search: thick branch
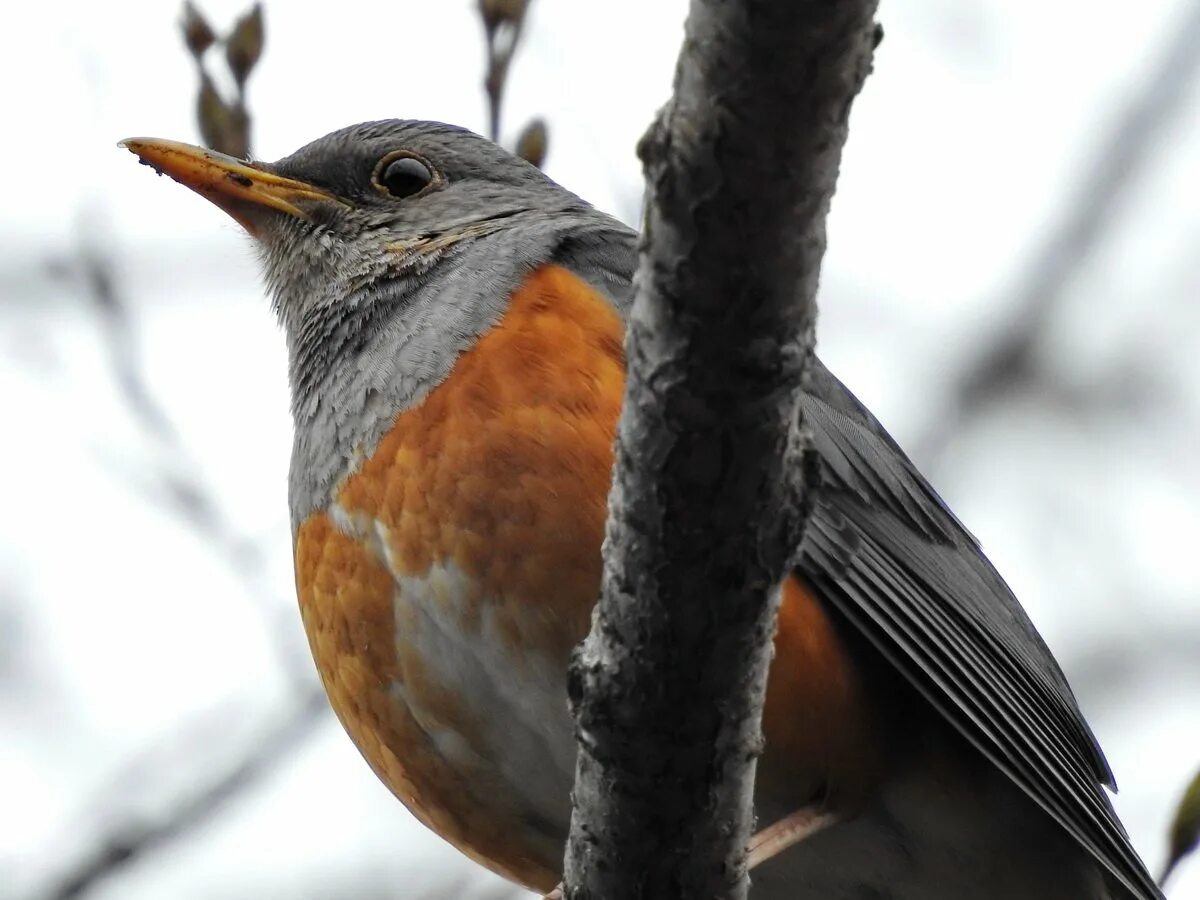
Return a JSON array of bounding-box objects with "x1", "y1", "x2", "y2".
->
[{"x1": 562, "y1": 3, "x2": 878, "y2": 899}]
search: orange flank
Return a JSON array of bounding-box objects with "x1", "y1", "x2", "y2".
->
[
  {"x1": 760, "y1": 577, "x2": 882, "y2": 809},
  {"x1": 296, "y1": 510, "x2": 562, "y2": 888},
  {"x1": 294, "y1": 264, "x2": 878, "y2": 891}
]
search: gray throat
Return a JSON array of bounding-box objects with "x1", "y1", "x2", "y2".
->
[{"x1": 281, "y1": 210, "x2": 638, "y2": 532}]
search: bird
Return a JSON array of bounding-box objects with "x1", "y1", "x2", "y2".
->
[{"x1": 121, "y1": 120, "x2": 1162, "y2": 900}]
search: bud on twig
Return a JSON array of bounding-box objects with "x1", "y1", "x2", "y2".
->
[
  {"x1": 225, "y1": 3, "x2": 264, "y2": 90},
  {"x1": 477, "y1": 0, "x2": 532, "y2": 142},
  {"x1": 181, "y1": 1, "x2": 216, "y2": 60},
  {"x1": 515, "y1": 118, "x2": 548, "y2": 169},
  {"x1": 197, "y1": 73, "x2": 231, "y2": 153},
  {"x1": 196, "y1": 72, "x2": 250, "y2": 159},
  {"x1": 180, "y1": 2, "x2": 261, "y2": 157},
  {"x1": 478, "y1": 0, "x2": 528, "y2": 35}
]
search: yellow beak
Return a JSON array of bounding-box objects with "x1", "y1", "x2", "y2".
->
[{"x1": 119, "y1": 138, "x2": 344, "y2": 235}]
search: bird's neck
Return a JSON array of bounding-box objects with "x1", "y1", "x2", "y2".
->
[
  {"x1": 273, "y1": 208, "x2": 637, "y2": 532},
  {"x1": 280, "y1": 241, "x2": 527, "y2": 534}
]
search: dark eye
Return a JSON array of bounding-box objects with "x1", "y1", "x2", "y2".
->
[{"x1": 375, "y1": 155, "x2": 434, "y2": 198}]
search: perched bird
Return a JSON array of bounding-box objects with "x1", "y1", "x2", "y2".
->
[{"x1": 122, "y1": 121, "x2": 1162, "y2": 900}]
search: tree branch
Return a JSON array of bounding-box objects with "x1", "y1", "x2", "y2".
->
[{"x1": 562, "y1": 3, "x2": 879, "y2": 898}]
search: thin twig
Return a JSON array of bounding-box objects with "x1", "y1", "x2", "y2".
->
[
  {"x1": 80, "y1": 246, "x2": 176, "y2": 441},
  {"x1": 75, "y1": 241, "x2": 311, "y2": 688},
  {"x1": 33, "y1": 223, "x2": 319, "y2": 900},
  {"x1": 915, "y1": 0, "x2": 1200, "y2": 466},
  {"x1": 37, "y1": 690, "x2": 328, "y2": 900},
  {"x1": 478, "y1": 0, "x2": 531, "y2": 142}
]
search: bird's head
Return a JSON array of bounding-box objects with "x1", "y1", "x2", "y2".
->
[
  {"x1": 122, "y1": 120, "x2": 630, "y2": 521},
  {"x1": 121, "y1": 119, "x2": 586, "y2": 332}
]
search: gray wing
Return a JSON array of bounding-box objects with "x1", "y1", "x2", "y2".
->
[
  {"x1": 796, "y1": 359, "x2": 1161, "y2": 900},
  {"x1": 551, "y1": 226, "x2": 1159, "y2": 900}
]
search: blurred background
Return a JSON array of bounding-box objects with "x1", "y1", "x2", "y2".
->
[{"x1": 2, "y1": 0, "x2": 1198, "y2": 897}]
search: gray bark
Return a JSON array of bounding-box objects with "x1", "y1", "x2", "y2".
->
[{"x1": 562, "y1": 2, "x2": 880, "y2": 898}]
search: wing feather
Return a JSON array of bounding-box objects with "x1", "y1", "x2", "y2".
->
[{"x1": 797, "y1": 364, "x2": 1161, "y2": 900}]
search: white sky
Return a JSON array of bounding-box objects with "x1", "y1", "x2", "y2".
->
[{"x1": 2, "y1": 0, "x2": 1198, "y2": 898}]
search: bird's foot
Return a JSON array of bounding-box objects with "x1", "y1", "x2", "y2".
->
[
  {"x1": 542, "y1": 884, "x2": 563, "y2": 899},
  {"x1": 748, "y1": 806, "x2": 839, "y2": 870}
]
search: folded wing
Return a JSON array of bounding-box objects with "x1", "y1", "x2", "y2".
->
[{"x1": 796, "y1": 360, "x2": 1161, "y2": 900}]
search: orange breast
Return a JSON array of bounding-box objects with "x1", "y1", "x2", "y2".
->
[
  {"x1": 295, "y1": 265, "x2": 626, "y2": 890},
  {"x1": 293, "y1": 264, "x2": 880, "y2": 891}
]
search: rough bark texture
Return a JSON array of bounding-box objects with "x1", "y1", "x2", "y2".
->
[{"x1": 561, "y1": 2, "x2": 879, "y2": 898}]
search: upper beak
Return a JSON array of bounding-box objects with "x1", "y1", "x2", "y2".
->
[{"x1": 119, "y1": 137, "x2": 344, "y2": 236}]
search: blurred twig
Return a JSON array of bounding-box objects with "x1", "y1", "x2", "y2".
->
[
  {"x1": 915, "y1": 0, "x2": 1200, "y2": 466},
  {"x1": 183, "y1": 2, "x2": 264, "y2": 158},
  {"x1": 1067, "y1": 619, "x2": 1200, "y2": 703},
  {"x1": 28, "y1": 229, "x2": 324, "y2": 900},
  {"x1": 72, "y1": 239, "x2": 310, "y2": 686},
  {"x1": 478, "y1": 0, "x2": 529, "y2": 142},
  {"x1": 80, "y1": 246, "x2": 175, "y2": 441},
  {"x1": 37, "y1": 690, "x2": 328, "y2": 900},
  {"x1": 477, "y1": 0, "x2": 550, "y2": 167}
]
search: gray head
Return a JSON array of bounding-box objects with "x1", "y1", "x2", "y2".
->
[
  {"x1": 128, "y1": 120, "x2": 588, "y2": 332},
  {"x1": 263, "y1": 121, "x2": 595, "y2": 325},
  {"x1": 122, "y1": 119, "x2": 634, "y2": 524}
]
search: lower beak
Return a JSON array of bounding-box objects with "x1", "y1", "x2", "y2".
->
[{"x1": 119, "y1": 138, "x2": 343, "y2": 236}]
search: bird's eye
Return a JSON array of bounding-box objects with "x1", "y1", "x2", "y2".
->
[{"x1": 374, "y1": 154, "x2": 434, "y2": 198}]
